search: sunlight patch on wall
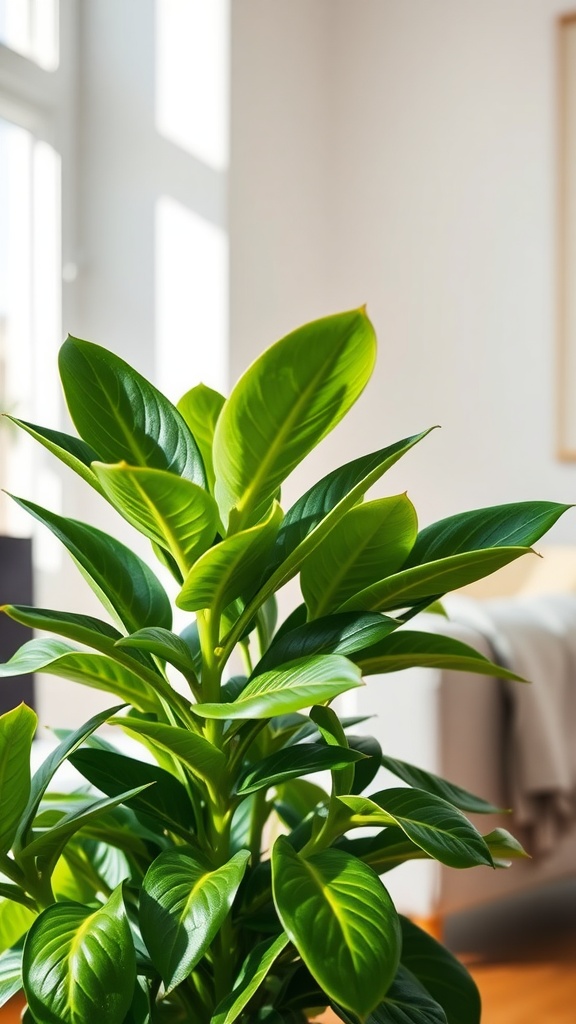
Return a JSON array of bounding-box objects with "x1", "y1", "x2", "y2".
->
[
  {"x1": 155, "y1": 195, "x2": 228, "y2": 403},
  {"x1": 155, "y1": 0, "x2": 229, "y2": 171},
  {"x1": 0, "y1": 0, "x2": 59, "y2": 70},
  {"x1": 0, "y1": 120, "x2": 61, "y2": 547}
]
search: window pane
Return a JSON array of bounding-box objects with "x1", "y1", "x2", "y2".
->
[
  {"x1": 0, "y1": 0, "x2": 59, "y2": 70},
  {"x1": 0, "y1": 118, "x2": 61, "y2": 538}
]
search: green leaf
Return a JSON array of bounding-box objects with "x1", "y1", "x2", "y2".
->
[
  {"x1": 23, "y1": 884, "x2": 136, "y2": 1024},
  {"x1": 380, "y1": 755, "x2": 502, "y2": 814},
  {"x1": 254, "y1": 612, "x2": 399, "y2": 676},
  {"x1": 194, "y1": 655, "x2": 363, "y2": 720},
  {"x1": 336, "y1": 830, "x2": 428, "y2": 874},
  {"x1": 211, "y1": 932, "x2": 289, "y2": 1024},
  {"x1": 236, "y1": 743, "x2": 365, "y2": 797},
  {"x1": 4, "y1": 416, "x2": 102, "y2": 493},
  {"x1": 338, "y1": 547, "x2": 531, "y2": 614},
  {"x1": 353, "y1": 629, "x2": 524, "y2": 681},
  {"x1": 338, "y1": 789, "x2": 494, "y2": 869},
  {"x1": 483, "y1": 828, "x2": 529, "y2": 866},
  {"x1": 20, "y1": 786, "x2": 151, "y2": 877},
  {"x1": 140, "y1": 849, "x2": 249, "y2": 992},
  {"x1": 15, "y1": 704, "x2": 125, "y2": 851},
  {"x1": 69, "y1": 748, "x2": 196, "y2": 836},
  {"x1": 3, "y1": 604, "x2": 123, "y2": 649},
  {"x1": 115, "y1": 627, "x2": 199, "y2": 681},
  {"x1": 274, "y1": 779, "x2": 328, "y2": 829},
  {"x1": 0, "y1": 902, "x2": 36, "y2": 956},
  {"x1": 111, "y1": 718, "x2": 227, "y2": 789},
  {"x1": 0, "y1": 705, "x2": 37, "y2": 855},
  {"x1": 93, "y1": 463, "x2": 218, "y2": 576},
  {"x1": 1, "y1": 605, "x2": 161, "y2": 686},
  {"x1": 8, "y1": 496, "x2": 172, "y2": 632},
  {"x1": 273, "y1": 430, "x2": 434, "y2": 567},
  {"x1": 0, "y1": 640, "x2": 161, "y2": 715},
  {"x1": 177, "y1": 502, "x2": 283, "y2": 614},
  {"x1": 348, "y1": 734, "x2": 383, "y2": 796},
  {"x1": 404, "y1": 501, "x2": 572, "y2": 567},
  {"x1": 308, "y1": 705, "x2": 355, "y2": 795},
  {"x1": 301, "y1": 495, "x2": 418, "y2": 618},
  {"x1": 213, "y1": 309, "x2": 376, "y2": 529},
  {"x1": 335, "y1": 965, "x2": 448, "y2": 1023},
  {"x1": 0, "y1": 943, "x2": 24, "y2": 1008},
  {"x1": 399, "y1": 916, "x2": 480, "y2": 1024},
  {"x1": 59, "y1": 335, "x2": 206, "y2": 486},
  {"x1": 272, "y1": 837, "x2": 401, "y2": 1018},
  {"x1": 177, "y1": 383, "x2": 225, "y2": 494},
  {"x1": 219, "y1": 433, "x2": 435, "y2": 658}
]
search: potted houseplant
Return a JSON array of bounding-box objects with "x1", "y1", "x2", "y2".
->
[{"x1": 0, "y1": 308, "x2": 569, "y2": 1023}]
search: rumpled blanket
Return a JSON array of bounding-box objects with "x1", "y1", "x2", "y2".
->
[{"x1": 444, "y1": 593, "x2": 576, "y2": 856}]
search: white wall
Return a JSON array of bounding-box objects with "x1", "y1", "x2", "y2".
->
[{"x1": 230, "y1": 0, "x2": 576, "y2": 541}]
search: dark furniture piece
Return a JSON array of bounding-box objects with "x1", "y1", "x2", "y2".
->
[{"x1": 0, "y1": 536, "x2": 34, "y2": 712}]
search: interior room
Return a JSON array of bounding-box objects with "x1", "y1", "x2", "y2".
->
[{"x1": 1, "y1": 2, "x2": 576, "y2": 1022}]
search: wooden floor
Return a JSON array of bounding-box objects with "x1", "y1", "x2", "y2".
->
[
  {"x1": 2, "y1": 882, "x2": 574, "y2": 1022},
  {"x1": 448, "y1": 879, "x2": 576, "y2": 1024}
]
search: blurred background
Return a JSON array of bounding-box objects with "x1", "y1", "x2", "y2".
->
[
  {"x1": 3, "y1": 0, "x2": 576, "y2": 724},
  {"x1": 1, "y1": 4, "x2": 576, "y2": 1016}
]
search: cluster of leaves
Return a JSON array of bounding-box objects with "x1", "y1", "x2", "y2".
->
[{"x1": 0, "y1": 309, "x2": 569, "y2": 1023}]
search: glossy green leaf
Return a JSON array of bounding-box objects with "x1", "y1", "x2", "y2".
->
[
  {"x1": 20, "y1": 786, "x2": 150, "y2": 877},
  {"x1": 336, "y1": 830, "x2": 428, "y2": 874},
  {"x1": 404, "y1": 501, "x2": 571, "y2": 567},
  {"x1": 111, "y1": 718, "x2": 227, "y2": 788},
  {"x1": 254, "y1": 612, "x2": 399, "y2": 676},
  {"x1": 0, "y1": 705, "x2": 37, "y2": 855},
  {"x1": 194, "y1": 655, "x2": 363, "y2": 720},
  {"x1": 353, "y1": 629, "x2": 524, "y2": 681},
  {"x1": 177, "y1": 383, "x2": 225, "y2": 494},
  {"x1": 69, "y1": 748, "x2": 196, "y2": 835},
  {"x1": 15, "y1": 704, "x2": 124, "y2": 851},
  {"x1": 23, "y1": 884, "x2": 136, "y2": 1024},
  {"x1": 348, "y1": 734, "x2": 383, "y2": 796},
  {"x1": 483, "y1": 828, "x2": 529, "y2": 867},
  {"x1": 0, "y1": 944, "x2": 24, "y2": 1008},
  {"x1": 338, "y1": 546, "x2": 531, "y2": 614},
  {"x1": 308, "y1": 705, "x2": 355, "y2": 795},
  {"x1": 274, "y1": 779, "x2": 329, "y2": 829},
  {"x1": 5, "y1": 416, "x2": 102, "y2": 493},
  {"x1": 8, "y1": 496, "x2": 172, "y2": 632},
  {"x1": 301, "y1": 495, "x2": 418, "y2": 618},
  {"x1": 380, "y1": 756, "x2": 501, "y2": 814},
  {"x1": 211, "y1": 932, "x2": 289, "y2": 1024},
  {"x1": 59, "y1": 335, "x2": 206, "y2": 485},
  {"x1": 273, "y1": 430, "x2": 434, "y2": 567},
  {"x1": 236, "y1": 743, "x2": 365, "y2": 796},
  {"x1": 220, "y1": 432, "x2": 434, "y2": 658},
  {"x1": 272, "y1": 837, "x2": 401, "y2": 1018},
  {"x1": 339, "y1": 790, "x2": 493, "y2": 869},
  {"x1": 399, "y1": 916, "x2": 480, "y2": 1024},
  {"x1": 93, "y1": 463, "x2": 218, "y2": 576},
  {"x1": 140, "y1": 849, "x2": 249, "y2": 991},
  {"x1": 335, "y1": 965, "x2": 448, "y2": 1023},
  {"x1": 115, "y1": 627, "x2": 199, "y2": 680},
  {"x1": 0, "y1": 902, "x2": 35, "y2": 957},
  {"x1": 213, "y1": 309, "x2": 376, "y2": 529},
  {"x1": 0, "y1": 640, "x2": 160, "y2": 715},
  {"x1": 3, "y1": 604, "x2": 122, "y2": 649},
  {"x1": 177, "y1": 502, "x2": 283, "y2": 613},
  {"x1": 1, "y1": 605, "x2": 159, "y2": 683}
]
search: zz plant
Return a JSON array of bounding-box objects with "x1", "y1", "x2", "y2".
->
[{"x1": 0, "y1": 309, "x2": 569, "y2": 1023}]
